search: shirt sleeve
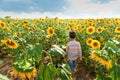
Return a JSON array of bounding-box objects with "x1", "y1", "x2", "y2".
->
[
  {"x1": 78, "y1": 43, "x2": 82, "y2": 55},
  {"x1": 66, "y1": 43, "x2": 69, "y2": 54}
]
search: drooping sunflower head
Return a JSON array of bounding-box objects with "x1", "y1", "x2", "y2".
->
[
  {"x1": 91, "y1": 40, "x2": 100, "y2": 49},
  {"x1": 86, "y1": 38, "x2": 93, "y2": 46},
  {"x1": 5, "y1": 40, "x2": 19, "y2": 49},
  {"x1": 0, "y1": 20, "x2": 6, "y2": 29},
  {"x1": 47, "y1": 27, "x2": 54, "y2": 36},
  {"x1": 115, "y1": 27, "x2": 120, "y2": 33},
  {"x1": 86, "y1": 27, "x2": 95, "y2": 34}
]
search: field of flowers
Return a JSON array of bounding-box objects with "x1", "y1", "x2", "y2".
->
[{"x1": 0, "y1": 16, "x2": 120, "y2": 80}]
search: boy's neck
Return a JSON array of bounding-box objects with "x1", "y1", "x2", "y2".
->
[{"x1": 71, "y1": 38, "x2": 76, "y2": 41}]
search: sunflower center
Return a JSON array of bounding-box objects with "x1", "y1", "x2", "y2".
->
[
  {"x1": 98, "y1": 28, "x2": 102, "y2": 32},
  {"x1": 67, "y1": 28, "x2": 70, "y2": 30},
  {"x1": 1, "y1": 23, "x2": 5, "y2": 27},
  {"x1": 93, "y1": 42, "x2": 98, "y2": 47},
  {"x1": 49, "y1": 29, "x2": 53, "y2": 34},
  {"x1": 81, "y1": 26, "x2": 84, "y2": 28},
  {"x1": 88, "y1": 28, "x2": 93, "y2": 32},
  {"x1": 88, "y1": 40, "x2": 92, "y2": 44},
  {"x1": 6, "y1": 41, "x2": 15, "y2": 46},
  {"x1": 117, "y1": 28, "x2": 120, "y2": 31}
]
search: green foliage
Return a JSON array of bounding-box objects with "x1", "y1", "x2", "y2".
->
[
  {"x1": 13, "y1": 58, "x2": 35, "y2": 72},
  {"x1": 48, "y1": 45, "x2": 66, "y2": 57},
  {"x1": 36, "y1": 64, "x2": 57, "y2": 80},
  {"x1": 95, "y1": 39, "x2": 120, "y2": 80},
  {"x1": 27, "y1": 43, "x2": 43, "y2": 64}
]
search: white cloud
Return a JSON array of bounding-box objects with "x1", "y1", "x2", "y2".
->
[
  {"x1": 65, "y1": 0, "x2": 120, "y2": 18},
  {"x1": 1, "y1": 0, "x2": 120, "y2": 19},
  {"x1": 0, "y1": 11, "x2": 72, "y2": 19}
]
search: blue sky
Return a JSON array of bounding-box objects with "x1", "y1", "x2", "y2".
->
[{"x1": 0, "y1": 0, "x2": 120, "y2": 18}]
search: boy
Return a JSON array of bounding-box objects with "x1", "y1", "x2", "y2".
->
[{"x1": 66, "y1": 30, "x2": 82, "y2": 72}]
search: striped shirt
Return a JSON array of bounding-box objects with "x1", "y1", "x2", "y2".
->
[{"x1": 66, "y1": 40, "x2": 82, "y2": 60}]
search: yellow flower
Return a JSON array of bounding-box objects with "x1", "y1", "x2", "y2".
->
[
  {"x1": 91, "y1": 40, "x2": 100, "y2": 49},
  {"x1": 32, "y1": 68, "x2": 37, "y2": 77},
  {"x1": 86, "y1": 38, "x2": 93, "y2": 46},
  {"x1": 5, "y1": 40, "x2": 19, "y2": 49},
  {"x1": 91, "y1": 52, "x2": 96, "y2": 60},
  {"x1": 113, "y1": 35, "x2": 119, "y2": 40},
  {"x1": 103, "y1": 26, "x2": 108, "y2": 30},
  {"x1": 13, "y1": 68, "x2": 18, "y2": 77},
  {"x1": 18, "y1": 72, "x2": 26, "y2": 79},
  {"x1": 0, "y1": 20, "x2": 6, "y2": 29},
  {"x1": 66, "y1": 26, "x2": 71, "y2": 32},
  {"x1": 72, "y1": 26, "x2": 78, "y2": 31},
  {"x1": 99, "y1": 36, "x2": 104, "y2": 41},
  {"x1": 6, "y1": 27, "x2": 12, "y2": 32},
  {"x1": 115, "y1": 27, "x2": 120, "y2": 33},
  {"x1": 86, "y1": 27, "x2": 95, "y2": 34},
  {"x1": 91, "y1": 52, "x2": 112, "y2": 69},
  {"x1": 47, "y1": 27, "x2": 54, "y2": 36},
  {"x1": 26, "y1": 72, "x2": 32, "y2": 79},
  {"x1": 77, "y1": 27, "x2": 83, "y2": 33},
  {"x1": 96, "y1": 27, "x2": 103, "y2": 33},
  {"x1": 13, "y1": 68, "x2": 37, "y2": 79},
  {"x1": 1, "y1": 40, "x2": 7, "y2": 44},
  {"x1": 106, "y1": 60, "x2": 112, "y2": 69},
  {"x1": 109, "y1": 30, "x2": 113, "y2": 34}
]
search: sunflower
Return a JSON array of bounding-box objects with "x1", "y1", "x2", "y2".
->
[
  {"x1": 0, "y1": 20, "x2": 6, "y2": 29},
  {"x1": 47, "y1": 27, "x2": 54, "y2": 36},
  {"x1": 91, "y1": 52, "x2": 112, "y2": 69},
  {"x1": 96, "y1": 27, "x2": 103, "y2": 33},
  {"x1": 1, "y1": 40, "x2": 7, "y2": 44},
  {"x1": 109, "y1": 30, "x2": 113, "y2": 34},
  {"x1": 66, "y1": 26, "x2": 71, "y2": 32},
  {"x1": 86, "y1": 38, "x2": 93, "y2": 46},
  {"x1": 99, "y1": 36, "x2": 104, "y2": 41},
  {"x1": 13, "y1": 68, "x2": 37, "y2": 80},
  {"x1": 91, "y1": 40, "x2": 100, "y2": 49},
  {"x1": 72, "y1": 26, "x2": 78, "y2": 31},
  {"x1": 103, "y1": 26, "x2": 108, "y2": 30},
  {"x1": 5, "y1": 40, "x2": 19, "y2": 49},
  {"x1": 6, "y1": 27, "x2": 12, "y2": 32},
  {"x1": 115, "y1": 27, "x2": 120, "y2": 33},
  {"x1": 105, "y1": 60, "x2": 112, "y2": 69},
  {"x1": 113, "y1": 35, "x2": 119, "y2": 40},
  {"x1": 77, "y1": 27, "x2": 83, "y2": 33},
  {"x1": 81, "y1": 25, "x2": 85, "y2": 29},
  {"x1": 86, "y1": 27, "x2": 95, "y2": 34}
]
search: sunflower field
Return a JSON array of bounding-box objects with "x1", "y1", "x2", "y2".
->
[{"x1": 0, "y1": 16, "x2": 120, "y2": 80}]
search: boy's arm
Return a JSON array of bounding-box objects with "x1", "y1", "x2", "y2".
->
[
  {"x1": 66, "y1": 44, "x2": 69, "y2": 54},
  {"x1": 78, "y1": 43, "x2": 82, "y2": 60}
]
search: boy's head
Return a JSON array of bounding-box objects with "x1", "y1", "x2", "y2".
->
[{"x1": 69, "y1": 30, "x2": 76, "y2": 39}]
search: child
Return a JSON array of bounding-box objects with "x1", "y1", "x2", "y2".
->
[{"x1": 66, "y1": 30, "x2": 82, "y2": 72}]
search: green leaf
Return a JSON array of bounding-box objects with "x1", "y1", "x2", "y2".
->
[
  {"x1": 0, "y1": 74, "x2": 9, "y2": 80},
  {"x1": 106, "y1": 40, "x2": 120, "y2": 54},
  {"x1": 49, "y1": 45, "x2": 66, "y2": 57}
]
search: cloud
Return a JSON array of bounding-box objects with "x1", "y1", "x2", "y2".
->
[
  {"x1": 0, "y1": 0, "x2": 120, "y2": 19},
  {"x1": 65, "y1": 0, "x2": 120, "y2": 18},
  {"x1": 0, "y1": 0, "x2": 66, "y2": 12},
  {"x1": 0, "y1": 11, "x2": 72, "y2": 19}
]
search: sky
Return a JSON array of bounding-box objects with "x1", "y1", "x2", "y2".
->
[{"x1": 0, "y1": 0, "x2": 120, "y2": 19}]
